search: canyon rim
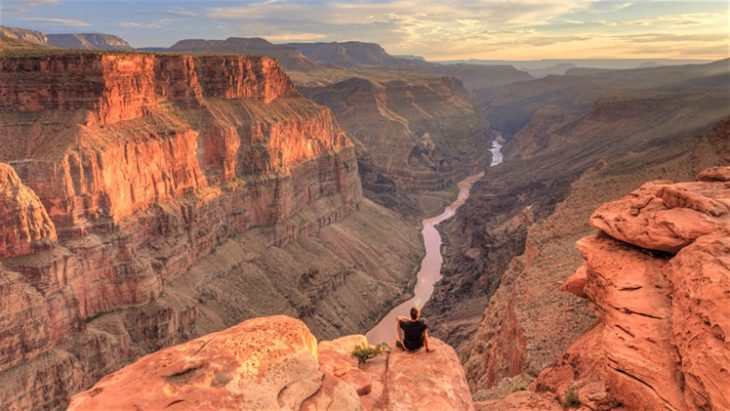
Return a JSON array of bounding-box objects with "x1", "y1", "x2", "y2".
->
[{"x1": 1, "y1": 1, "x2": 729, "y2": 410}]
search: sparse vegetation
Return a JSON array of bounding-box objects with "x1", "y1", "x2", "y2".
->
[
  {"x1": 562, "y1": 386, "x2": 581, "y2": 409},
  {"x1": 351, "y1": 342, "x2": 389, "y2": 365},
  {"x1": 509, "y1": 380, "x2": 528, "y2": 393}
]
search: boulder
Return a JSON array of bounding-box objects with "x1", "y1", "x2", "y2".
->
[
  {"x1": 538, "y1": 167, "x2": 730, "y2": 411},
  {"x1": 386, "y1": 338, "x2": 475, "y2": 411},
  {"x1": 68, "y1": 316, "x2": 322, "y2": 410}
]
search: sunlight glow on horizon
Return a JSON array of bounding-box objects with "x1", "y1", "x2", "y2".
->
[{"x1": 1, "y1": 0, "x2": 728, "y2": 60}]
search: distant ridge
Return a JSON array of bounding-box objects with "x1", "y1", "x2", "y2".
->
[
  {"x1": 46, "y1": 33, "x2": 133, "y2": 51},
  {"x1": 0, "y1": 25, "x2": 132, "y2": 51},
  {"x1": 286, "y1": 41, "x2": 533, "y2": 89},
  {"x1": 167, "y1": 37, "x2": 320, "y2": 71}
]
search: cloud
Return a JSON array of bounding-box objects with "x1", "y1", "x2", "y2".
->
[
  {"x1": 166, "y1": 7, "x2": 197, "y2": 17},
  {"x1": 22, "y1": 17, "x2": 89, "y2": 27},
  {"x1": 6, "y1": 0, "x2": 58, "y2": 5},
  {"x1": 263, "y1": 32, "x2": 328, "y2": 42},
  {"x1": 0, "y1": 6, "x2": 26, "y2": 13},
  {"x1": 614, "y1": 32, "x2": 729, "y2": 43},
  {"x1": 119, "y1": 18, "x2": 176, "y2": 29},
  {"x1": 628, "y1": 12, "x2": 724, "y2": 27}
]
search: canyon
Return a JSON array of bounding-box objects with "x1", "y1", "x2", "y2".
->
[
  {"x1": 426, "y1": 59, "x2": 730, "y2": 403},
  {"x1": 0, "y1": 51, "x2": 425, "y2": 410},
  {"x1": 2, "y1": 25, "x2": 729, "y2": 410}
]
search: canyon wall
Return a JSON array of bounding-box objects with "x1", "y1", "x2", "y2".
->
[
  {"x1": 425, "y1": 60, "x2": 729, "y2": 395},
  {"x1": 301, "y1": 74, "x2": 490, "y2": 214},
  {"x1": 0, "y1": 52, "x2": 423, "y2": 410},
  {"x1": 533, "y1": 165, "x2": 730, "y2": 410},
  {"x1": 68, "y1": 315, "x2": 475, "y2": 411}
]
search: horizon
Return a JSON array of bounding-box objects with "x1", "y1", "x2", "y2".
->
[{"x1": 1, "y1": 0, "x2": 728, "y2": 61}]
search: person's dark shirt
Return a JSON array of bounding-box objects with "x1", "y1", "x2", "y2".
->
[{"x1": 399, "y1": 318, "x2": 428, "y2": 350}]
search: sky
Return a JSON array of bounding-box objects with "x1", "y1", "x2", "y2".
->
[{"x1": 1, "y1": 0, "x2": 728, "y2": 60}]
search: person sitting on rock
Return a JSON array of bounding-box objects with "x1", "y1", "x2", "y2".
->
[{"x1": 395, "y1": 306, "x2": 433, "y2": 352}]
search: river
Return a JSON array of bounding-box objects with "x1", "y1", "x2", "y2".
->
[{"x1": 366, "y1": 138, "x2": 504, "y2": 344}]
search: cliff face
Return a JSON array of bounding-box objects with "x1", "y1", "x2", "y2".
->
[
  {"x1": 456, "y1": 116, "x2": 729, "y2": 399},
  {"x1": 168, "y1": 38, "x2": 321, "y2": 72},
  {"x1": 68, "y1": 316, "x2": 475, "y2": 411},
  {"x1": 426, "y1": 59, "x2": 729, "y2": 392},
  {"x1": 0, "y1": 52, "x2": 422, "y2": 410},
  {"x1": 0, "y1": 164, "x2": 57, "y2": 259},
  {"x1": 301, "y1": 75, "x2": 490, "y2": 214},
  {"x1": 535, "y1": 166, "x2": 730, "y2": 411}
]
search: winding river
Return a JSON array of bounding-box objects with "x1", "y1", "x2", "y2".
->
[{"x1": 366, "y1": 138, "x2": 504, "y2": 344}]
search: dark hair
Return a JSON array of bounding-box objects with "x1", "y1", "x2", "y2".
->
[{"x1": 410, "y1": 306, "x2": 419, "y2": 320}]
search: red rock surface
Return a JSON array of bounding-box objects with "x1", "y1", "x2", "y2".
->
[
  {"x1": 0, "y1": 163, "x2": 56, "y2": 258},
  {"x1": 536, "y1": 167, "x2": 730, "y2": 411},
  {"x1": 385, "y1": 338, "x2": 475, "y2": 411},
  {"x1": 474, "y1": 391, "x2": 563, "y2": 411},
  {"x1": 69, "y1": 316, "x2": 475, "y2": 410},
  {"x1": 68, "y1": 316, "x2": 322, "y2": 410},
  {"x1": 0, "y1": 52, "x2": 364, "y2": 409}
]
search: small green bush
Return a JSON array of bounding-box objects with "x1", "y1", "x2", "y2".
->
[
  {"x1": 351, "y1": 342, "x2": 389, "y2": 365},
  {"x1": 562, "y1": 385, "x2": 581, "y2": 408},
  {"x1": 509, "y1": 380, "x2": 528, "y2": 393}
]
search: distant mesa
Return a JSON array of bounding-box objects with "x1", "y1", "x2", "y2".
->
[
  {"x1": 0, "y1": 25, "x2": 49, "y2": 49},
  {"x1": 46, "y1": 33, "x2": 133, "y2": 51},
  {"x1": 0, "y1": 25, "x2": 131, "y2": 51},
  {"x1": 167, "y1": 37, "x2": 321, "y2": 71}
]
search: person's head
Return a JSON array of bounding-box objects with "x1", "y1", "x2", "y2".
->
[{"x1": 410, "y1": 306, "x2": 420, "y2": 320}]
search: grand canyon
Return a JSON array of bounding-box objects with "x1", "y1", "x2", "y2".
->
[{"x1": 0, "y1": 1, "x2": 728, "y2": 409}]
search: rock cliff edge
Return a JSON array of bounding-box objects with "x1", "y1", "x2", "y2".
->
[{"x1": 69, "y1": 315, "x2": 474, "y2": 411}]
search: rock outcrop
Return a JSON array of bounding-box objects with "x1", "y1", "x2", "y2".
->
[
  {"x1": 0, "y1": 163, "x2": 57, "y2": 259},
  {"x1": 69, "y1": 316, "x2": 475, "y2": 411},
  {"x1": 0, "y1": 52, "x2": 424, "y2": 410},
  {"x1": 535, "y1": 167, "x2": 730, "y2": 410},
  {"x1": 455, "y1": 116, "x2": 729, "y2": 400},
  {"x1": 425, "y1": 61, "x2": 729, "y2": 385}
]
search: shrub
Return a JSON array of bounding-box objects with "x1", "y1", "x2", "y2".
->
[
  {"x1": 509, "y1": 380, "x2": 528, "y2": 393},
  {"x1": 351, "y1": 342, "x2": 389, "y2": 365},
  {"x1": 562, "y1": 386, "x2": 581, "y2": 408}
]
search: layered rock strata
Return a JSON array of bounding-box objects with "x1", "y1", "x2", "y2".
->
[
  {"x1": 69, "y1": 315, "x2": 475, "y2": 411},
  {"x1": 457, "y1": 116, "x2": 729, "y2": 399},
  {"x1": 0, "y1": 52, "x2": 421, "y2": 409},
  {"x1": 301, "y1": 75, "x2": 490, "y2": 214},
  {"x1": 535, "y1": 166, "x2": 730, "y2": 410},
  {"x1": 426, "y1": 62, "x2": 729, "y2": 384}
]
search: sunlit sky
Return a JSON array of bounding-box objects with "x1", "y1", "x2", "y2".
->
[{"x1": 1, "y1": 0, "x2": 728, "y2": 60}]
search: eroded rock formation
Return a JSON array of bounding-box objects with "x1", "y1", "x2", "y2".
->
[
  {"x1": 536, "y1": 167, "x2": 730, "y2": 410},
  {"x1": 0, "y1": 52, "x2": 424, "y2": 410},
  {"x1": 301, "y1": 75, "x2": 489, "y2": 214},
  {"x1": 426, "y1": 62, "x2": 729, "y2": 388},
  {"x1": 0, "y1": 163, "x2": 57, "y2": 259},
  {"x1": 69, "y1": 315, "x2": 475, "y2": 410}
]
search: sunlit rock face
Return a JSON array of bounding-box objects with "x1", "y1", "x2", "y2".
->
[
  {"x1": 0, "y1": 52, "x2": 364, "y2": 410},
  {"x1": 69, "y1": 316, "x2": 475, "y2": 411},
  {"x1": 0, "y1": 163, "x2": 57, "y2": 259},
  {"x1": 536, "y1": 166, "x2": 730, "y2": 411}
]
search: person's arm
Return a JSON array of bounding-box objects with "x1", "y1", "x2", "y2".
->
[
  {"x1": 396, "y1": 317, "x2": 406, "y2": 341},
  {"x1": 424, "y1": 330, "x2": 433, "y2": 352}
]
